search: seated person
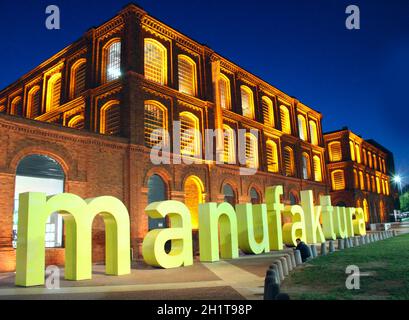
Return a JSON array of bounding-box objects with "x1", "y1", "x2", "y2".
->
[{"x1": 295, "y1": 238, "x2": 311, "y2": 262}]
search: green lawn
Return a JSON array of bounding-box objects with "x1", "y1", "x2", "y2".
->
[{"x1": 281, "y1": 233, "x2": 409, "y2": 300}]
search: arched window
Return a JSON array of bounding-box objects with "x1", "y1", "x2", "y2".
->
[
  {"x1": 245, "y1": 133, "x2": 259, "y2": 169},
  {"x1": 385, "y1": 180, "x2": 390, "y2": 195},
  {"x1": 297, "y1": 115, "x2": 307, "y2": 141},
  {"x1": 148, "y1": 174, "x2": 168, "y2": 230},
  {"x1": 349, "y1": 141, "x2": 355, "y2": 161},
  {"x1": 11, "y1": 96, "x2": 23, "y2": 116},
  {"x1": 302, "y1": 153, "x2": 311, "y2": 180},
  {"x1": 313, "y1": 155, "x2": 322, "y2": 182},
  {"x1": 27, "y1": 86, "x2": 41, "y2": 118},
  {"x1": 266, "y1": 140, "x2": 279, "y2": 173},
  {"x1": 280, "y1": 105, "x2": 291, "y2": 134},
  {"x1": 13, "y1": 154, "x2": 65, "y2": 248},
  {"x1": 366, "y1": 174, "x2": 371, "y2": 192},
  {"x1": 368, "y1": 151, "x2": 373, "y2": 168},
  {"x1": 289, "y1": 192, "x2": 298, "y2": 205},
  {"x1": 371, "y1": 175, "x2": 376, "y2": 192},
  {"x1": 46, "y1": 73, "x2": 62, "y2": 112},
  {"x1": 331, "y1": 170, "x2": 345, "y2": 191},
  {"x1": 180, "y1": 112, "x2": 200, "y2": 158},
  {"x1": 70, "y1": 59, "x2": 87, "y2": 99},
  {"x1": 250, "y1": 188, "x2": 261, "y2": 204},
  {"x1": 262, "y1": 96, "x2": 274, "y2": 127},
  {"x1": 178, "y1": 55, "x2": 197, "y2": 96},
  {"x1": 0, "y1": 103, "x2": 5, "y2": 113},
  {"x1": 309, "y1": 120, "x2": 318, "y2": 145},
  {"x1": 329, "y1": 141, "x2": 342, "y2": 162},
  {"x1": 68, "y1": 115, "x2": 85, "y2": 130},
  {"x1": 382, "y1": 159, "x2": 386, "y2": 173},
  {"x1": 104, "y1": 40, "x2": 121, "y2": 83},
  {"x1": 184, "y1": 176, "x2": 204, "y2": 230},
  {"x1": 144, "y1": 38, "x2": 167, "y2": 85},
  {"x1": 353, "y1": 169, "x2": 359, "y2": 188},
  {"x1": 223, "y1": 184, "x2": 236, "y2": 206},
  {"x1": 376, "y1": 177, "x2": 381, "y2": 194},
  {"x1": 359, "y1": 171, "x2": 365, "y2": 190},
  {"x1": 144, "y1": 101, "x2": 167, "y2": 148},
  {"x1": 219, "y1": 74, "x2": 231, "y2": 110},
  {"x1": 223, "y1": 125, "x2": 236, "y2": 164},
  {"x1": 283, "y1": 146, "x2": 295, "y2": 177},
  {"x1": 240, "y1": 86, "x2": 255, "y2": 119},
  {"x1": 363, "y1": 148, "x2": 367, "y2": 165},
  {"x1": 355, "y1": 144, "x2": 361, "y2": 164},
  {"x1": 373, "y1": 154, "x2": 377, "y2": 170},
  {"x1": 100, "y1": 101, "x2": 120, "y2": 136}
]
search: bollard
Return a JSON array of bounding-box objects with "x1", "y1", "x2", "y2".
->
[
  {"x1": 321, "y1": 243, "x2": 327, "y2": 256},
  {"x1": 265, "y1": 283, "x2": 280, "y2": 300},
  {"x1": 285, "y1": 254, "x2": 293, "y2": 272},
  {"x1": 366, "y1": 235, "x2": 371, "y2": 243},
  {"x1": 280, "y1": 257, "x2": 289, "y2": 277},
  {"x1": 379, "y1": 233, "x2": 384, "y2": 241},
  {"x1": 344, "y1": 238, "x2": 350, "y2": 249},
  {"x1": 275, "y1": 260, "x2": 285, "y2": 282},
  {"x1": 290, "y1": 252, "x2": 297, "y2": 268},
  {"x1": 269, "y1": 264, "x2": 280, "y2": 285},
  {"x1": 349, "y1": 238, "x2": 354, "y2": 248},
  {"x1": 354, "y1": 237, "x2": 360, "y2": 246},
  {"x1": 329, "y1": 240, "x2": 335, "y2": 253},
  {"x1": 310, "y1": 245, "x2": 317, "y2": 258},
  {"x1": 264, "y1": 275, "x2": 280, "y2": 300},
  {"x1": 360, "y1": 235, "x2": 365, "y2": 245},
  {"x1": 338, "y1": 238, "x2": 345, "y2": 250},
  {"x1": 294, "y1": 250, "x2": 303, "y2": 265},
  {"x1": 393, "y1": 230, "x2": 397, "y2": 237}
]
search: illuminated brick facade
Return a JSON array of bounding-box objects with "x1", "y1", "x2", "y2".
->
[
  {"x1": 324, "y1": 128, "x2": 397, "y2": 225},
  {"x1": 0, "y1": 4, "x2": 395, "y2": 272}
]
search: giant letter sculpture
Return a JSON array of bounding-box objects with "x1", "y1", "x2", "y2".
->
[
  {"x1": 236, "y1": 203, "x2": 270, "y2": 254},
  {"x1": 142, "y1": 201, "x2": 193, "y2": 268},
  {"x1": 15, "y1": 193, "x2": 131, "y2": 287},
  {"x1": 199, "y1": 202, "x2": 239, "y2": 262}
]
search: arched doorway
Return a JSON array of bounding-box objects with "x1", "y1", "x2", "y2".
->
[
  {"x1": 223, "y1": 184, "x2": 236, "y2": 206},
  {"x1": 363, "y1": 199, "x2": 370, "y2": 223},
  {"x1": 379, "y1": 200, "x2": 385, "y2": 222},
  {"x1": 336, "y1": 201, "x2": 347, "y2": 207},
  {"x1": 184, "y1": 176, "x2": 204, "y2": 230},
  {"x1": 13, "y1": 154, "x2": 65, "y2": 248},
  {"x1": 250, "y1": 187, "x2": 261, "y2": 204},
  {"x1": 289, "y1": 192, "x2": 298, "y2": 205},
  {"x1": 147, "y1": 174, "x2": 167, "y2": 230}
]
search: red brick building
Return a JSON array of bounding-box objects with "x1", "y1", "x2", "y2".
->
[
  {"x1": 0, "y1": 4, "x2": 394, "y2": 272},
  {"x1": 324, "y1": 128, "x2": 396, "y2": 225}
]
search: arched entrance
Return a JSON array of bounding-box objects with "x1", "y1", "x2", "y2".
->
[
  {"x1": 223, "y1": 184, "x2": 236, "y2": 206},
  {"x1": 13, "y1": 154, "x2": 65, "y2": 248},
  {"x1": 147, "y1": 174, "x2": 168, "y2": 230},
  {"x1": 250, "y1": 187, "x2": 261, "y2": 204},
  {"x1": 363, "y1": 199, "x2": 370, "y2": 223},
  {"x1": 184, "y1": 176, "x2": 204, "y2": 230}
]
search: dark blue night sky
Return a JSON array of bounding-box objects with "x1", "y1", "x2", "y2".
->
[{"x1": 1, "y1": 0, "x2": 408, "y2": 185}]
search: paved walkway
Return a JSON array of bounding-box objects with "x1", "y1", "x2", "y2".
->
[
  {"x1": 0, "y1": 253, "x2": 290, "y2": 300},
  {"x1": 0, "y1": 223, "x2": 407, "y2": 300}
]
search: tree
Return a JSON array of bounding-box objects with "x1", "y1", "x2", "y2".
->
[{"x1": 400, "y1": 185, "x2": 409, "y2": 212}]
